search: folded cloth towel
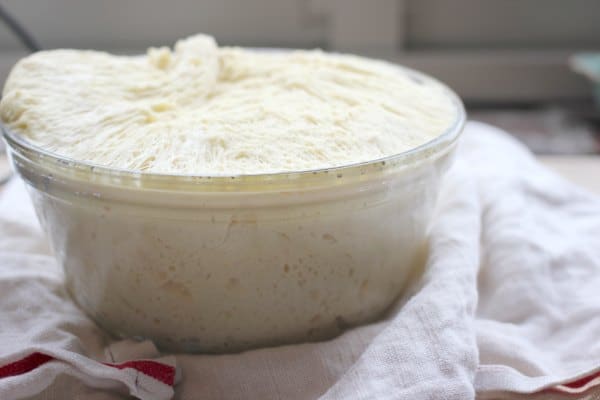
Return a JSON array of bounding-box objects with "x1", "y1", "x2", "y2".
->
[
  {"x1": 0, "y1": 178, "x2": 177, "y2": 400},
  {"x1": 0, "y1": 122, "x2": 599, "y2": 400}
]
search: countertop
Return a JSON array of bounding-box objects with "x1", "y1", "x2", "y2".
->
[{"x1": 540, "y1": 155, "x2": 600, "y2": 195}]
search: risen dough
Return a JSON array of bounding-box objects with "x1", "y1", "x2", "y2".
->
[{"x1": 0, "y1": 34, "x2": 455, "y2": 175}]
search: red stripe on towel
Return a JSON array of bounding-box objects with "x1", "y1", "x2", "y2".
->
[
  {"x1": 103, "y1": 360, "x2": 176, "y2": 386},
  {"x1": 0, "y1": 352, "x2": 53, "y2": 378},
  {"x1": 550, "y1": 371, "x2": 600, "y2": 394},
  {"x1": 562, "y1": 371, "x2": 600, "y2": 389},
  {"x1": 0, "y1": 352, "x2": 175, "y2": 386}
]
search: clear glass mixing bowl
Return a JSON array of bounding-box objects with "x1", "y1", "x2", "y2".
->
[{"x1": 2, "y1": 66, "x2": 465, "y2": 353}]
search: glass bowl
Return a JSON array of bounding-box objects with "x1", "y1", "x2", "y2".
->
[{"x1": 2, "y1": 65, "x2": 465, "y2": 353}]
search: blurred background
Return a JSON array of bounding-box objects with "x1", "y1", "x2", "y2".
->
[{"x1": 0, "y1": 0, "x2": 599, "y2": 188}]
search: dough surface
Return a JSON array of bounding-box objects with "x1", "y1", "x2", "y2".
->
[{"x1": 0, "y1": 34, "x2": 456, "y2": 175}]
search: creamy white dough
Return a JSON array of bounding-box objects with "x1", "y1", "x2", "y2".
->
[
  {"x1": 2, "y1": 34, "x2": 463, "y2": 352},
  {"x1": 0, "y1": 34, "x2": 455, "y2": 175}
]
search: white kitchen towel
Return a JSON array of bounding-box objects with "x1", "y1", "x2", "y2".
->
[
  {"x1": 0, "y1": 177, "x2": 177, "y2": 399},
  {"x1": 0, "y1": 121, "x2": 599, "y2": 399}
]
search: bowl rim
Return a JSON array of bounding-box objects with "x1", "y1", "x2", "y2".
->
[{"x1": 2, "y1": 63, "x2": 466, "y2": 189}]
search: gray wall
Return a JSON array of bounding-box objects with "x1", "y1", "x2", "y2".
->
[{"x1": 1, "y1": 0, "x2": 599, "y2": 103}]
